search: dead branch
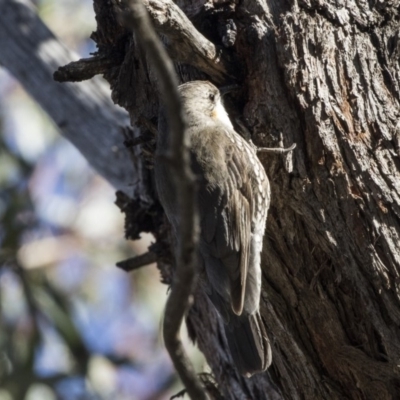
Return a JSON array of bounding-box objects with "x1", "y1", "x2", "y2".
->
[
  {"x1": 54, "y1": 56, "x2": 118, "y2": 82},
  {"x1": 118, "y1": 0, "x2": 207, "y2": 399},
  {"x1": 116, "y1": 251, "x2": 157, "y2": 272},
  {"x1": 144, "y1": 0, "x2": 237, "y2": 82},
  {"x1": 55, "y1": 0, "x2": 236, "y2": 84}
]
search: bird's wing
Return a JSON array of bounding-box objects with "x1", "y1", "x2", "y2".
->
[{"x1": 192, "y1": 125, "x2": 268, "y2": 317}]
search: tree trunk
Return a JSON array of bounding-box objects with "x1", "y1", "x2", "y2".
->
[
  {"x1": 8, "y1": 0, "x2": 400, "y2": 398},
  {"x1": 88, "y1": 1, "x2": 400, "y2": 399}
]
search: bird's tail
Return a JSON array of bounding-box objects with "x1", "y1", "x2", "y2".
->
[{"x1": 224, "y1": 311, "x2": 271, "y2": 377}]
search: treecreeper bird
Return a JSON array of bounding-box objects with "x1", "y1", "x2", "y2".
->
[{"x1": 155, "y1": 81, "x2": 272, "y2": 376}]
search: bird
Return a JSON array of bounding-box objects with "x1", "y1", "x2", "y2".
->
[{"x1": 154, "y1": 80, "x2": 272, "y2": 376}]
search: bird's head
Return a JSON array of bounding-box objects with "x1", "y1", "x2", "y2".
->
[{"x1": 178, "y1": 81, "x2": 235, "y2": 129}]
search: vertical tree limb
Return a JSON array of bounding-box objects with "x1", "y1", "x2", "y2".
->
[{"x1": 118, "y1": 0, "x2": 207, "y2": 398}]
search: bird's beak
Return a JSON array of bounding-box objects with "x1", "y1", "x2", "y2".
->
[{"x1": 219, "y1": 84, "x2": 240, "y2": 97}]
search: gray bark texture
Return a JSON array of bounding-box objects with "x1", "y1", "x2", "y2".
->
[
  {"x1": 106, "y1": 1, "x2": 400, "y2": 399},
  {"x1": 4, "y1": 0, "x2": 400, "y2": 398}
]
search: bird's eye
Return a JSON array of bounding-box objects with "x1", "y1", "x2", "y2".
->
[{"x1": 209, "y1": 93, "x2": 215, "y2": 102}]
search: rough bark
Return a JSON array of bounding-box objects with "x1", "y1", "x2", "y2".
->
[
  {"x1": 95, "y1": 1, "x2": 400, "y2": 398},
  {"x1": 5, "y1": 0, "x2": 400, "y2": 399}
]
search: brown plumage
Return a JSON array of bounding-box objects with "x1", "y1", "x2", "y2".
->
[{"x1": 155, "y1": 81, "x2": 271, "y2": 376}]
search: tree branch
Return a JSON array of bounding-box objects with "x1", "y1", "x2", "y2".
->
[
  {"x1": 53, "y1": 56, "x2": 118, "y2": 82},
  {"x1": 144, "y1": 0, "x2": 237, "y2": 82},
  {"x1": 119, "y1": 1, "x2": 207, "y2": 399},
  {"x1": 116, "y1": 251, "x2": 157, "y2": 272},
  {"x1": 56, "y1": 0, "x2": 237, "y2": 84},
  {"x1": 0, "y1": 0, "x2": 135, "y2": 192}
]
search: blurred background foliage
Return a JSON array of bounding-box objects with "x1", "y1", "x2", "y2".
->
[{"x1": 0, "y1": 1, "x2": 204, "y2": 399}]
